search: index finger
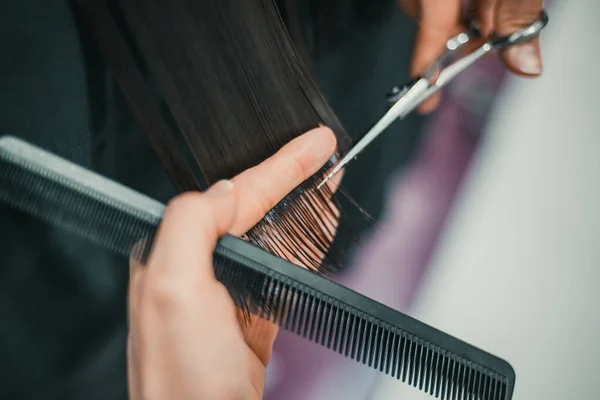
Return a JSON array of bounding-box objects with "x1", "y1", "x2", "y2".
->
[
  {"x1": 228, "y1": 126, "x2": 337, "y2": 366},
  {"x1": 229, "y1": 126, "x2": 337, "y2": 236}
]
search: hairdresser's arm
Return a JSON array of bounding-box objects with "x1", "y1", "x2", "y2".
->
[
  {"x1": 127, "y1": 127, "x2": 337, "y2": 400},
  {"x1": 399, "y1": 0, "x2": 544, "y2": 113}
]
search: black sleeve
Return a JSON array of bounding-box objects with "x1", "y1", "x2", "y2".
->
[{"x1": 0, "y1": 2, "x2": 129, "y2": 399}]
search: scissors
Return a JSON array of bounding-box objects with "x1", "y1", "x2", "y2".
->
[{"x1": 318, "y1": 10, "x2": 549, "y2": 189}]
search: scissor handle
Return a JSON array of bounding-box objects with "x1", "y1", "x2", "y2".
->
[
  {"x1": 490, "y1": 10, "x2": 549, "y2": 50},
  {"x1": 324, "y1": 10, "x2": 550, "y2": 188},
  {"x1": 386, "y1": 9, "x2": 549, "y2": 105}
]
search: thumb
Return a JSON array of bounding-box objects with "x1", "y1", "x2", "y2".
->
[
  {"x1": 146, "y1": 180, "x2": 238, "y2": 286},
  {"x1": 410, "y1": 0, "x2": 463, "y2": 113},
  {"x1": 496, "y1": 0, "x2": 544, "y2": 76}
]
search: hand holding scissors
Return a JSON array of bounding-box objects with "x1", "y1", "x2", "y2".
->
[
  {"x1": 400, "y1": 0, "x2": 547, "y2": 114},
  {"x1": 318, "y1": 9, "x2": 549, "y2": 189}
]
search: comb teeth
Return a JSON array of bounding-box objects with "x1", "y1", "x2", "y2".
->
[
  {"x1": 259, "y1": 283, "x2": 507, "y2": 399},
  {"x1": 0, "y1": 136, "x2": 515, "y2": 400},
  {"x1": 212, "y1": 252, "x2": 512, "y2": 400}
]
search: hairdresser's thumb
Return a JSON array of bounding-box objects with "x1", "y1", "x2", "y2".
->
[
  {"x1": 496, "y1": 0, "x2": 544, "y2": 77},
  {"x1": 200, "y1": 179, "x2": 239, "y2": 242},
  {"x1": 143, "y1": 180, "x2": 239, "y2": 286}
]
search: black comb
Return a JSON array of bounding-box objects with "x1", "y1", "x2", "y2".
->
[{"x1": 0, "y1": 136, "x2": 515, "y2": 400}]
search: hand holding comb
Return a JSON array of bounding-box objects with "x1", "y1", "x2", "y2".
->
[{"x1": 0, "y1": 135, "x2": 515, "y2": 400}]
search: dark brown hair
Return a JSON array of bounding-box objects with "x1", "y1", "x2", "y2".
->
[{"x1": 78, "y1": 0, "x2": 372, "y2": 272}]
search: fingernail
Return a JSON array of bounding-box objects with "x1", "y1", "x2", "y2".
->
[
  {"x1": 207, "y1": 180, "x2": 234, "y2": 197},
  {"x1": 507, "y1": 42, "x2": 542, "y2": 75}
]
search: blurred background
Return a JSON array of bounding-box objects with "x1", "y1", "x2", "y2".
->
[
  {"x1": 372, "y1": 1, "x2": 600, "y2": 398},
  {"x1": 268, "y1": 2, "x2": 600, "y2": 399}
]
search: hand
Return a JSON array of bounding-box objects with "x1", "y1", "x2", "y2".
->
[
  {"x1": 398, "y1": 0, "x2": 544, "y2": 113},
  {"x1": 127, "y1": 127, "x2": 338, "y2": 399}
]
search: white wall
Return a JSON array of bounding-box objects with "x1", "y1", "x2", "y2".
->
[{"x1": 373, "y1": 1, "x2": 600, "y2": 398}]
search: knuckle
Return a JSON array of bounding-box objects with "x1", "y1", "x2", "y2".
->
[
  {"x1": 163, "y1": 191, "x2": 219, "y2": 233},
  {"x1": 166, "y1": 191, "x2": 204, "y2": 210},
  {"x1": 497, "y1": 3, "x2": 543, "y2": 29},
  {"x1": 145, "y1": 274, "x2": 190, "y2": 314},
  {"x1": 252, "y1": 189, "x2": 273, "y2": 219},
  {"x1": 145, "y1": 269, "x2": 228, "y2": 316},
  {"x1": 498, "y1": 14, "x2": 537, "y2": 29},
  {"x1": 284, "y1": 151, "x2": 309, "y2": 182},
  {"x1": 164, "y1": 192, "x2": 209, "y2": 223},
  {"x1": 248, "y1": 151, "x2": 310, "y2": 217}
]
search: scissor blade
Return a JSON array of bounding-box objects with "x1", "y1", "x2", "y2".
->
[
  {"x1": 398, "y1": 44, "x2": 493, "y2": 119},
  {"x1": 317, "y1": 78, "x2": 429, "y2": 189}
]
